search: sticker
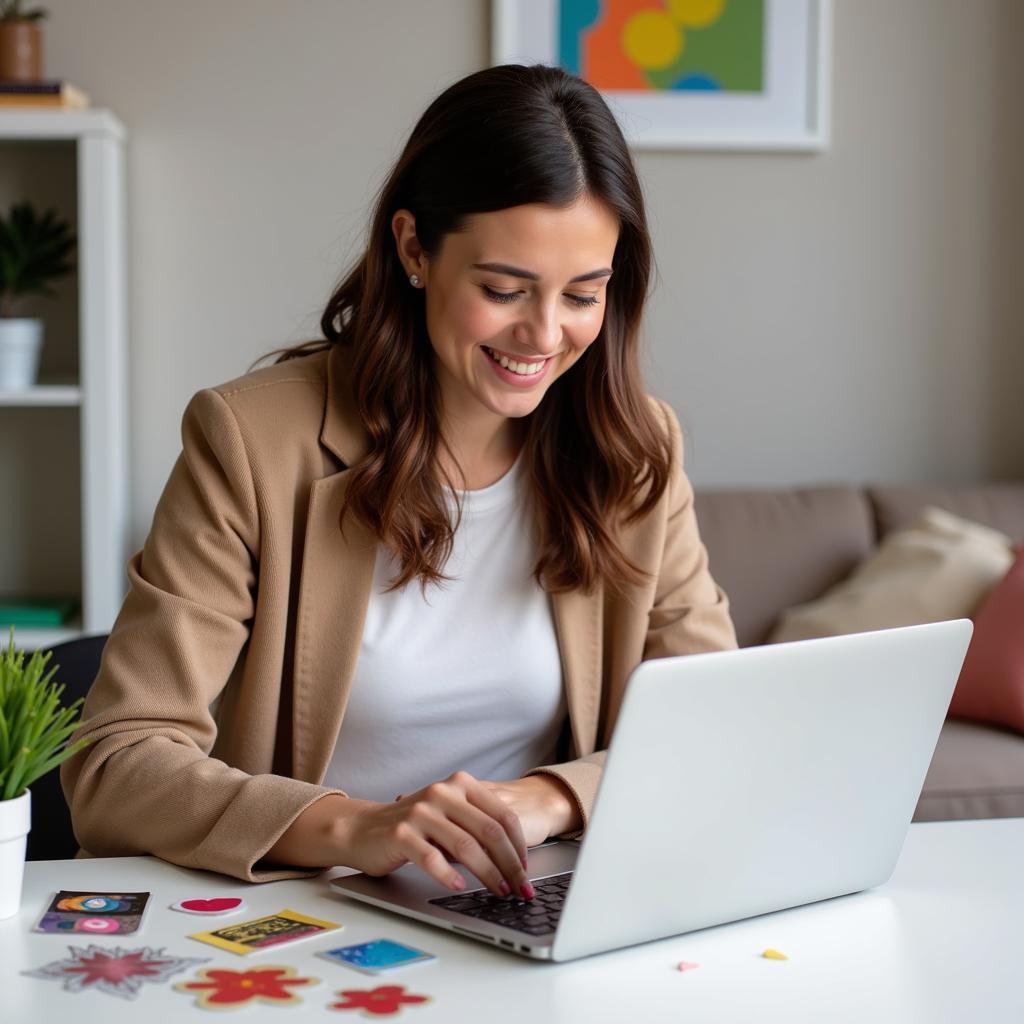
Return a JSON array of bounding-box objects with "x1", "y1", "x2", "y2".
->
[
  {"x1": 171, "y1": 897, "x2": 247, "y2": 916},
  {"x1": 188, "y1": 908, "x2": 343, "y2": 956},
  {"x1": 21, "y1": 944, "x2": 209, "y2": 1001},
  {"x1": 318, "y1": 939, "x2": 438, "y2": 975},
  {"x1": 33, "y1": 890, "x2": 151, "y2": 935},
  {"x1": 175, "y1": 965, "x2": 319, "y2": 1009},
  {"x1": 676, "y1": 960, "x2": 701, "y2": 972},
  {"x1": 761, "y1": 948, "x2": 789, "y2": 960},
  {"x1": 328, "y1": 984, "x2": 432, "y2": 1016}
]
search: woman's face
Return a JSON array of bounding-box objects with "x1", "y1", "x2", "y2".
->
[{"x1": 393, "y1": 194, "x2": 620, "y2": 424}]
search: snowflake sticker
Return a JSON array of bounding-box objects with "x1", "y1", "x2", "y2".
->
[{"x1": 22, "y1": 944, "x2": 210, "y2": 1000}]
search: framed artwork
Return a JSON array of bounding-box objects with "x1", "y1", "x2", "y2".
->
[{"x1": 491, "y1": 0, "x2": 832, "y2": 152}]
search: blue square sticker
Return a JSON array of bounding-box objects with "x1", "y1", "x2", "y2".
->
[{"x1": 317, "y1": 938, "x2": 437, "y2": 974}]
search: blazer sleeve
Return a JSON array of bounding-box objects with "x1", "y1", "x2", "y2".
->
[
  {"x1": 525, "y1": 397, "x2": 738, "y2": 840},
  {"x1": 60, "y1": 387, "x2": 345, "y2": 882}
]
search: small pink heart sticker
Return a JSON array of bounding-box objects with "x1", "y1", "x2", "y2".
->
[{"x1": 171, "y1": 897, "x2": 247, "y2": 915}]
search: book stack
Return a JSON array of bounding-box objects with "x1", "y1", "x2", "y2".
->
[
  {"x1": 0, "y1": 596, "x2": 79, "y2": 629},
  {"x1": 0, "y1": 79, "x2": 90, "y2": 109}
]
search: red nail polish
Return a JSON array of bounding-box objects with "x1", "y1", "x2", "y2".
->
[
  {"x1": 520, "y1": 880, "x2": 535, "y2": 899},
  {"x1": 452, "y1": 875, "x2": 465, "y2": 890}
]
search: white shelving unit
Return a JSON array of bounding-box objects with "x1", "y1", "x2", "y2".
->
[{"x1": 0, "y1": 108, "x2": 129, "y2": 651}]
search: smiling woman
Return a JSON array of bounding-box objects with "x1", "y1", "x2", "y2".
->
[
  {"x1": 388, "y1": 194, "x2": 620, "y2": 477},
  {"x1": 60, "y1": 64, "x2": 736, "y2": 896}
]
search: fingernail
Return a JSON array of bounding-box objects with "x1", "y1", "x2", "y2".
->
[
  {"x1": 499, "y1": 880, "x2": 511, "y2": 896},
  {"x1": 520, "y1": 880, "x2": 535, "y2": 899},
  {"x1": 521, "y1": 855, "x2": 528, "y2": 870},
  {"x1": 452, "y1": 874, "x2": 465, "y2": 890}
]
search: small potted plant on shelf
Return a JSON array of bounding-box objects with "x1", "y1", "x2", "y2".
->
[
  {"x1": 0, "y1": 626, "x2": 89, "y2": 919},
  {"x1": 0, "y1": 1, "x2": 48, "y2": 81},
  {"x1": 0, "y1": 199, "x2": 76, "y2": 389}
]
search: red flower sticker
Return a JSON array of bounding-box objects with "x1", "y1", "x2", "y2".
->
[
  {"x1": 175, "y1": 965, "x2": 319, "y2": 1008},
  {"x1": 329, "y1": 984, "x2": 432, "y2": 1016}
]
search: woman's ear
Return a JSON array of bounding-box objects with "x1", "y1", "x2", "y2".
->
[{"x1": 391, "y1": 209, "x2": 426, "y2": 283}]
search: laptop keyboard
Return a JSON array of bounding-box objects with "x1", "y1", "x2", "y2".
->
[{"x1": 428, "y1": 870, "x2": 573, "y2": 936}]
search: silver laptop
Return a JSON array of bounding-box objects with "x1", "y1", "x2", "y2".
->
[{"x1": 329, "y1": 619, "x2": 973, "y2": 962}]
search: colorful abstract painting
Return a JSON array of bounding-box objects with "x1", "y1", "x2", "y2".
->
[{"x1": 559, "y1": 0, "x2": 764, "y2": 93}]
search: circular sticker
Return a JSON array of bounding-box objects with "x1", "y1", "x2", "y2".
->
[
  {"x1": 58, "y1": 894, "x2": 128, "y2": 913},
  {"x1": 77, "y1": 917, "x2": 121, "y2": 933},
  {"x1": 81, "y1": 896, "x2": 122, "y2": 912}
]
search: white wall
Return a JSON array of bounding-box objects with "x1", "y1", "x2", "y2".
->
[{"x1": 37, "y1": 0, "x2": 1024, "y2": 549}]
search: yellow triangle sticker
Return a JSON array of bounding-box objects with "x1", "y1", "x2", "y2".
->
[{"x1": 762, "y1": 948, "x2": 789, "y2": 960}]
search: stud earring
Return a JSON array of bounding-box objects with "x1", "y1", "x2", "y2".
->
[{"x1": 409, "y1": 274, "x2": 421, "y2": 287}]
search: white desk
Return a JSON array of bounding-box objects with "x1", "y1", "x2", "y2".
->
[{"x1": 5, "y1": 819, "x2": 1022, "y2": 1022}]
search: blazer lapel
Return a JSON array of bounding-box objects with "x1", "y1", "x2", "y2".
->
[
  {"x1": 550, "y1": 584, "x2": 602, "y2": 761},
  {"x1": 291, "y1": 469, "x2": 378, "y2": 783},
  {"x1": 292, "y1": 343, "x2": 377, "y2": 783}
]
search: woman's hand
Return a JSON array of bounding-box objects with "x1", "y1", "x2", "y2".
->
[
  {"x1": 476, "y1": 775, "x2": 581, "y2": 847},
  {"x1": 337, "y1": 770, "x2": 533, "y2": 898}
]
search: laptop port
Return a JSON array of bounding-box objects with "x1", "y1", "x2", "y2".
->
[
  {"x1": 499, "y1": 939, "x2": 514, "y2": 948},
  {"x1": 520, "y1": 945, "x2": 532, "y2": 953}
]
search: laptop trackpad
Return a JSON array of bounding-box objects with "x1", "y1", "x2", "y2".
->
[{"x1": 332, "y1": 839, "x2": 581, "y2": 903}]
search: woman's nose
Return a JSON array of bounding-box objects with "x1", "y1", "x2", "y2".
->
[{"x1": 515, "y1": 302, "x2": 563, "y2": 356}]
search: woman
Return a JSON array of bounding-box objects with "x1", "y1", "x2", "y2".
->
[{"x1": 61, "y1": 64, "x2": 737, "y2": 900}]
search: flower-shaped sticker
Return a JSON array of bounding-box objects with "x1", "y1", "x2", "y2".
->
[
  {"x1": 329, "y1": 984, "x2": 432, "y2": 1016},
  {"x1": 22, "y1": 945, "x2": 209, "y2": 1000},
  {"x1": 175, "y1": 965, "x2": 319, "y2": 1008}
]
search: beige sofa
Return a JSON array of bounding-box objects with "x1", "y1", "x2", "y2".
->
[{"x1": 692, "y1": 482, "x2": 1024, "y2": 821}]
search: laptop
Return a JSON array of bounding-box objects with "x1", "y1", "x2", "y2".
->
[{"x1": 329, "y1": 619, "x2": 973, "y2": 962}]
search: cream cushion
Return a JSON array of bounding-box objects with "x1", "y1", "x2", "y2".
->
[{"x1": 769, "y1": 506, "x2": 1016, "y2": 643}]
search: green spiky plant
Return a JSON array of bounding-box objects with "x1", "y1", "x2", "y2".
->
[
  {"x1": 0, "y1": 626, "x2": 89, "y2": 802},
  {"x1": 0, "y1": 200, "x2": 76, "y2": 319},
  {"x1": 0, "y1": 2, "x2": 48, "y2": 21}
]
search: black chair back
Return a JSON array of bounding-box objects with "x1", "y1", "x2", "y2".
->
[{"x1": 25, "y1": 632, "x2": 108, "y2": 861}]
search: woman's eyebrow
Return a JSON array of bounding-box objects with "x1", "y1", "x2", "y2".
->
[{"x1": 471, "y1": 261, "x2": 613, "y2": 283}]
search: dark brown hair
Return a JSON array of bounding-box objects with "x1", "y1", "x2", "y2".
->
[{"x1": 253, "y1": 63, "x2": 671, "y2": 598}]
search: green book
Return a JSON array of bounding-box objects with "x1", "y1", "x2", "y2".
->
[{"x1": 0, "y1": 597, "x2": 80, "y2": 628}]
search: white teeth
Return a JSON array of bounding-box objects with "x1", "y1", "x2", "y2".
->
[{"x1": 486, "y1": 347, "x2": 544, "y2": 376}]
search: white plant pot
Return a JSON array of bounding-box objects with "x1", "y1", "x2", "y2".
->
[
  {"x1": 0, "y1": 788, "x2": 31, "y2": 919},
  {"x1": 0, "y1": 318, "x2": 45, "y2": 389}
]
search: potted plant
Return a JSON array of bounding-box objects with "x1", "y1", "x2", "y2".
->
[
  {"x1": 0, "y1": 199, "x2": 76, "y2": 389},
  {"x1": 0, "y1": 626, "x2": 89, "y2": 919},
  {"x1": 0, "y1": 1, "x2": 48, "y2": 81}
]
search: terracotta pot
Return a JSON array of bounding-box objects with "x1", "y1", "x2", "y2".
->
[{"x1": 0, "y1": 20, "x2": 43, "y2": 81}]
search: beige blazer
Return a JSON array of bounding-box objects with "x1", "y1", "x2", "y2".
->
[{"x1": 61, "y1": 343, "x2": 738, "y2": 882}]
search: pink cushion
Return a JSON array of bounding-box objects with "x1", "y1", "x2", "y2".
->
[{"x1": 949, "y1": 546, "x2": 1024, "y2": 733}]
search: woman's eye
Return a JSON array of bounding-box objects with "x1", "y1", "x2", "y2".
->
[{"x1": 481, "y1": 285, "x2": 600, "y2": 309}]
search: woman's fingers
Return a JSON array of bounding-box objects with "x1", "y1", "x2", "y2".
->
[
  {"x1": 398, "y1": 826, "x2": 467, "y2": 892},
  {"x1": 442, "y1": 797, "x2": 529, "y2": 897},
  {"x1": 392, "y1": 771, "x2": 533, "y2": 897},
  {"x1": 461, "y1": 777, "x2": 529, "y2": 872},
  {"x1": 421, "y1": 807, "x2": 515, "y2": 897},
  {"x1": 433, "y1": 771, "x2": 530, "y2": 896}
]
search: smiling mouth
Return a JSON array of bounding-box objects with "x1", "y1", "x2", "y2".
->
[{"x1": 482, "y1": 346, "x2": 552, "y2": 375}]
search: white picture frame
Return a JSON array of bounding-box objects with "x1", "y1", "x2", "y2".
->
[{"x1": 490, "y1": 0, "x2": 832, "y2": 152}]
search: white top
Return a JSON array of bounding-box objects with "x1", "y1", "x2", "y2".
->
[{"x1": 322, "y1": 448, "x2": 567, "y2": 802}]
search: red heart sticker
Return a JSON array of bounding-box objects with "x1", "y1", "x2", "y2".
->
[{"x1": 171, "y1": 897, "x2": 247, "y2": 915}]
